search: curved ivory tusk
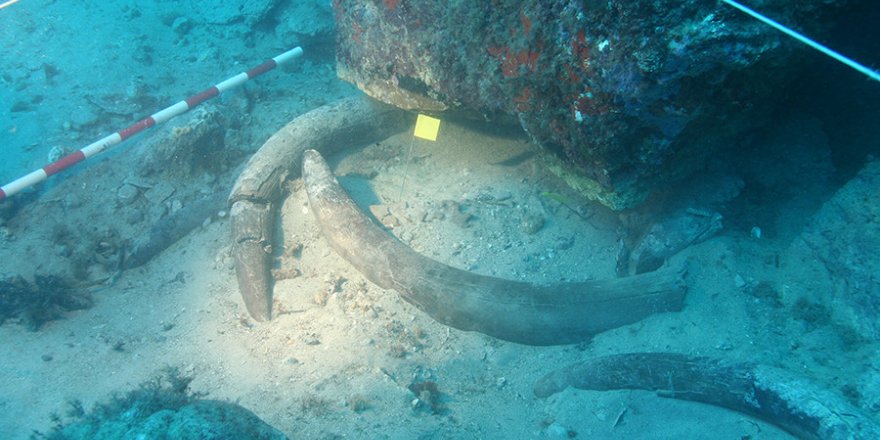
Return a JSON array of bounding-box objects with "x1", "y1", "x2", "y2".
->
[
  {"x1": 228, "y1": 96, "x2": 412, "y2": 321},
  {"x1": 534, "y1": 352, "x2": 880, "y2": 439},
  {"x1": 302, "y1": 149, "x2": 688, "y2": 345}
]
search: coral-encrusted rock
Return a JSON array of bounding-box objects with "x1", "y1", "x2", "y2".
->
[
  {"x1": 333, "y1": 0, "x2": 841, "y2": 209},
  {"x1": 795, "y1": 160, "x2": 880, "y2": 340},
  {"x1": 43, "y1": 369, "x2": 287, "y2": 440}
]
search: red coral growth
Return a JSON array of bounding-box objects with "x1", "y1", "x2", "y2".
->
[
  {"x1": 385, "y1": 0, "x2": 399, "y2": 11},
  {"x1": 571, "y1": 30, "x2": 590, "y2": 67},
  {"x1": 526, "y1": 45, "x2": 541, "y2": 69},
  {"x1": 513, "y1": 87, "x2": 533, "y2": 111},
  {"x1": 561, "y1": 64, "x2": 580, "y2": 83},
  {"x1": 520, "y1": 11, "x2": 532, "y2": 35},
  {"x1": 573, "y1": 89, "x2": 612, "y2": 117},
  {"x1": 492, "y1": 44, "x2": 542, "y2": 78},
  {"x1": 501, "y1": 50, "x2": 531, "y2": 77},
  {"x1": 490, "y1": 10, "x2": 545, "y2": 76},
  {"x1": 487, "y1": 45, "x2": 506, "y2": 58},
  {"x1": 351, "y1": 22, "x2": 364, "y2": 44},
  {"x1": 500, "y1": 52, "x2": 518, "y2": 77},
  {"x1": 332, "y1": 0, "x2": 345, "y2": 23}
]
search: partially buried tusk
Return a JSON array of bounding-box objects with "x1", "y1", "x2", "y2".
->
[
  {"x1": 228, "y1": 96, "x2": 412, "y2": 321},
  {"x1": 534, "y1": 352, "x2": 880, "y2": 439},
  {"x1": 302, "y1": 149, "x2": 688, "y2": 346}
]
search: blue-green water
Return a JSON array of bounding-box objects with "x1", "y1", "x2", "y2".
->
[{"x1": 0, "y1": 1, "x2": 879, "y2": 439}]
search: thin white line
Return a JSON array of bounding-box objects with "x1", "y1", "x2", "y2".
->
[
  {"x1": 0, "y1": 0, "x2": 21, "y2": 10},
  {"x1": 722, "y1": 0, "x2": 880, "y2": 81}
]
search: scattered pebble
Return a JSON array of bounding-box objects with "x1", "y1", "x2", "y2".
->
[
  {"x1": 171, "y1": 17, "x2": 192, "y2": 36},
  {"x1": 494, "y1": 190, "x2": 513, "y2": 201},
  {"x1": 116, "y1": 183, "x2": 139, "y2": 205},
  {"x1": 495, "y1": 377, "x2": 507, "y2": 389},
  {"x1": 169, "y1": 199, "x2": 183, "y2": 213},
  {"x1": 47, "y1": 145, "x2": 65, "y2": 163},
  {"x1": 123, "y1": 177, "x2": 154, "y2": 189},
  {"x1": 750, "y1": 226, "x2": 763, "y2": 239},
  {"x1": 519, "y1": 212, "x2": 544, "y2": 235},
  {"x1": 546, "y1": 422, "x2": 572, "y2": 438},
  {"x1": 556, "y1": 235, "x2": 575, "y2": 250},
  {"x1": 443, "y1": 200, "x2": 473, "y2": 228},
  {"x1": 63, "y1": 193, "x2": 82, "y2": 209},
  {"x1": 369, "y1": 205, "x2": 401, "y2": 229}
]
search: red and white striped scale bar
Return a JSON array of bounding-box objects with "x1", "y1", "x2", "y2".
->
[{"x1": 0, "y1": 46, "x2": 303, "y2": 202}]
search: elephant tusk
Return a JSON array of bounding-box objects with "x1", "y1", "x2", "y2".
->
[
  {"x1": 534, "y1": 352, "x2": 880, "y2": 439},
  {"x1": 228, "y1": 96, "x2": 413, "y2": 321},
  {"x1": 302, "y1": 149, "x2": 688, "y2": 345}
]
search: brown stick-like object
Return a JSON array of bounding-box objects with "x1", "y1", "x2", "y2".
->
[
  {"x1": 302, "y1": 149, "x2": 688, "y2": 345},
  {"x1": 228, "y1": 96, "x2": 413, "y2": 320},
  {"x1": 534, "y1": 352, "x2": 880, "y2": 439}
]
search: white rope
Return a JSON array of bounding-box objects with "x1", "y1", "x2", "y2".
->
[{"x1": 721, "y1": 0, "x2": 880, "y2": 82}]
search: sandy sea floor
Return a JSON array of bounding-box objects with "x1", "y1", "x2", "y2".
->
[{"x1": 1, "y1": 1, "x2": 878, "y2": 439}]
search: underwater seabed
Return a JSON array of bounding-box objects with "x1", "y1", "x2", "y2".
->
[
  {"x1": 0, "y1": 0, "x2": 877, "y2": 437},
  {"x1": 1, "y1": 101, "x2": 878, "y2": 438}
]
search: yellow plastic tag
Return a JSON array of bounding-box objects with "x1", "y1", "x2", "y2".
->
[{"x1": 413, "y1": 114, "x2": 441, "y2": 141}]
